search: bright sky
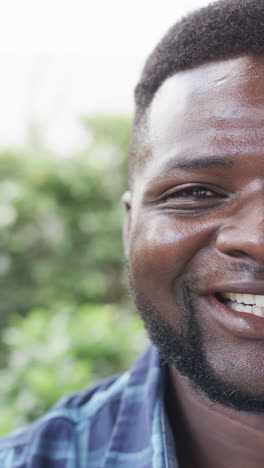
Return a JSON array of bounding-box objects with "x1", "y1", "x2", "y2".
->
[{"x1": 0, "y1": 0, "x2": 209, "y2": 152}]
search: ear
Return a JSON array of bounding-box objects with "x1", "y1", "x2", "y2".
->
[{"x1": 122, "y1": 191, "x2": 132, "y2": 258}]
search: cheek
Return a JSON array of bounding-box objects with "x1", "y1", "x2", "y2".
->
[{"x1": 129, "y1": 213, "x2": 217, "y2": 289}]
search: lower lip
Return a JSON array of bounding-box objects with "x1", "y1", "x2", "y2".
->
[{"x1": 206, "y1": 295, "x2": 264, "y2": 339}]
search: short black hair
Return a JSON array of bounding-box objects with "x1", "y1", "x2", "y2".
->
[{"x1": 129, "y1": 0, "x2": 264, "y2": 186}]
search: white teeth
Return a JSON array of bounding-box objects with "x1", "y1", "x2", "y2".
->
[
  {"x1": 243, "y1": 294, "x2": 255, "y2": 305},
  {"x1": 223, "y1": 292, "x2": 264, "y2": 317},
  {"x1": 252, "y1": 306, "x2": 264, "y2": 317},
  {"x1": 236, "y1": 294, "x2": 243, "y2": 304},
  {"x1": 256, "y1": 296, "x2": 264, "y2": 307},
  {"x1": 222, "y1": 292, "x2": 264, "y2": 306},
  {"x1": 235, "y1": 303, "x2": 245, "y2": 312},
  {"x1": 226, "y1": 301, "x2": 264, "y2": 317}
]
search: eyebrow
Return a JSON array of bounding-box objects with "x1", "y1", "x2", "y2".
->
[{"x1": 160, "y1": 154, "x2": 235, "y2": 172}]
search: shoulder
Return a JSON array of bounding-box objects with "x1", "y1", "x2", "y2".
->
[
  {"x1": 0, "y1": 372, "x2": 128, "y2": 467},
  {"x1": 0, "y1": 346, "x2": 161, "y2": 467}
]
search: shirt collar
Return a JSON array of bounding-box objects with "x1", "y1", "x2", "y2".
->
[{"x1": 103, "y1": 345, "x2": 178, "y2": 467}]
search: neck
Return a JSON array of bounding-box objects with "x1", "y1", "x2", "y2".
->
[{"x1": 166, "y1": 365, "x2": 264, "y2": 468}]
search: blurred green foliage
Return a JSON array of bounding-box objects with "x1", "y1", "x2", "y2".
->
[
  {"x1": 0, "y1": 115, "x2": 148, "y2": 435},
  {"x1": 0, "y1": 303, "x2": 147, "y2": 435},
  {"x1": 0, "y1": 115, "x2": 131, "y2": 323}
]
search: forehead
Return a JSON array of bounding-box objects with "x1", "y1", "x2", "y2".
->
[{"x1": 147, "y1": 56, "x2": 264, "y2": 169}]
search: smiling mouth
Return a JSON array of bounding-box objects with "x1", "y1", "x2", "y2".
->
[{"x1": 217, "y1": 292, "x2": 264, "y2": 318}]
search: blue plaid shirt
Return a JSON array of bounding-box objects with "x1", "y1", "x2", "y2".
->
[{"x1": 0, "y1": 346, "x2": 178, "y2": 467}]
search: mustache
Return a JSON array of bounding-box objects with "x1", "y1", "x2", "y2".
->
[
  {"x1": 187, "y1": 263, "x2": 264, "y2": 288},
  {"x1": 125, "y1": 259, "x2": 264, "y2": 283}
]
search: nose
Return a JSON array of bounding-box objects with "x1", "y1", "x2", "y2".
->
[{"x1": 216, "y1": 200, "x2": 264, "y2": 263}]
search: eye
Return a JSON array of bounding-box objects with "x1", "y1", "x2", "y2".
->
[
  {"x1": 164, "y1": 185, "x2": 218, "y2": 201},
  {"x1": 158, "y1": 183, "x2": 228, "y2": 212}
]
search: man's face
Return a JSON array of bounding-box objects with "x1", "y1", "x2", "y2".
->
[{"x1": 125, "y1": 56, "x2": 264, "y2": 410}]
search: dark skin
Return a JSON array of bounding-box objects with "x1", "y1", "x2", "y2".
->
[{"x1": 123, "y1": 56, "x2": 264, "y2": 467}]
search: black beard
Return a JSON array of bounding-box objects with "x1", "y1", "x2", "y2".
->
[{"x1": 129, "y1": 277, "x2": 264, "y2": 414}]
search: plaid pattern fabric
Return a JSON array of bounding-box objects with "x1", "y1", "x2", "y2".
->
[{"x1": 0, "y1": 346, "x2": 178, "y2": 467}]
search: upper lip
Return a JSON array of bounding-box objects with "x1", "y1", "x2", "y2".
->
[{"x1": 195, "y1": 280, "x2": 264, "y2": 296}]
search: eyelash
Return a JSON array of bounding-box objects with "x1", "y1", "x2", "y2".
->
[{"x1": 164, "y1": 186, "x2": 218, "y2": 201}]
